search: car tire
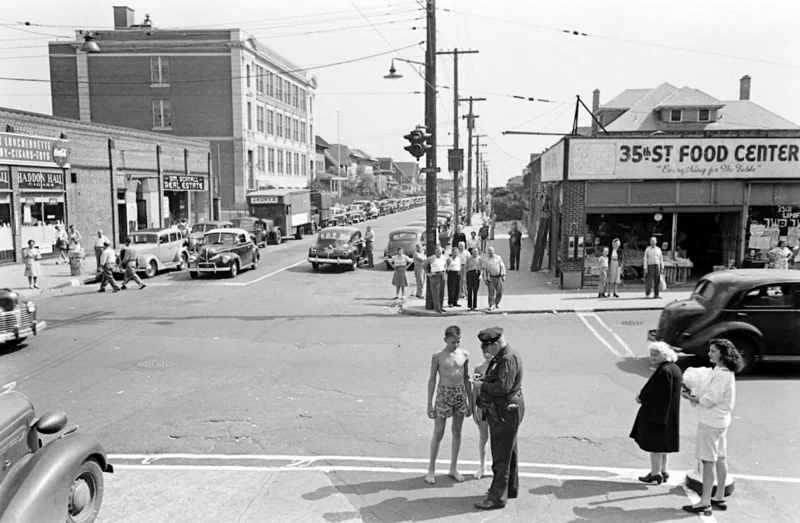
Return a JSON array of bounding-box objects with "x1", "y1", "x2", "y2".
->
[
  {"x1": 312, "y1": 262, "x2": 320, "y2": 272},
  {"x1": 178, "y1": 253, "x2": 188, "y2": 271},
  {"x1": 144, "y1": 260, "x2": 157, "y2": 279},
  {"x1": 252, "y1": 254, "x2": 259, "y2": 270},
  {"x1": 189, "y1": 271, "x2": 199, "y2": 279},
  {"x1": 66, "y1": 458, "x2": 104, "y2": 523},
  {"x1": 350, "y1": 256, "x2": 358, "y2": 271},
  {"x1": 727, "y1": 337, "x2": 756, "y2": 374},
  {"x1": 229, "y1": 261, "x2": 239, "y2": 279},
  {"x1": 295, "y1": 227, "x2": 303, "y2": 240}
]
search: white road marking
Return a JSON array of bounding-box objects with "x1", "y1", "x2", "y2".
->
[
  {"x1": 577, "y1": 312, "x2": 622, "y2": 357},
  {"x1": 591, "y1": 313, "x2": 636, "y2": 357},
  {"x1": 681, "y1": 485, "x2": 719, "y2": 523},
  {"x1": 211, "y1": 259, "x2": 306, "y2": 287}
]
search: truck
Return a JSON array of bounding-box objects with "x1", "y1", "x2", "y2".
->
[
  {"x1": 310, "y1": 190, "x2": 333, "y2": 230},
  {"x1": 247, "y1": 189, "x2": 314, "y2": 244}
]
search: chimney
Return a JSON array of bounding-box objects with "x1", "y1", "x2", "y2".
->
[
  {"x1": 113, "y1": 6, "x2": 135, "y2": 29},
  {"x1": 591, "y1": 89, "x2": 601, "y2": 135},
  {"x1": 739, "y1": 75, "x2": 751, "y2": 101}
]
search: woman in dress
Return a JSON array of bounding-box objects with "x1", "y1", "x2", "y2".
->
[
  {"x1": 606, "y1": 238, "x2": 625, "y2": 298},
  {"x1": 630, "y1": 342, "x2": 683, "y2": 485},
  {"x1": 597, "y1": 247, "x2": 609, "y2": 298},
  {"x1": 22, "y1": 239, "x2": 42, "y2": 289},
  {"x1": 391, "y1": 247, "x2": 411, "y2": 300},
  {"x1": 681, "y1": 339, "x2": 744, "y2": 515}
]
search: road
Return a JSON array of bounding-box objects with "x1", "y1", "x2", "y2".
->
[{"x1": 2, "y1": 207, "x2": 798, "y2": 523}]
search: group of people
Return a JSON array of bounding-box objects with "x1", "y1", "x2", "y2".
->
[
  {"x1": 631, "y1": 339, "x2": 744, "y2": 515},
  {"x1": 596, "y1": 236, "x2": 666, "y2": 300},
  {"x1": 96, "y1": 235, "x2": 147, "y2": 293},
  {"x1": 21, "y1": 224, "x2": 83, "y2": 289}
]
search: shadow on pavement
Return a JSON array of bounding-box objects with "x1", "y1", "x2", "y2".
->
[
  {"x1": 616, "y1": 357, "x2": 657, "y2": 379},
  {"x1": 321, "y1": 495, "x2": 484, "y2": 523},
  {"x1": 566, "y1": 504, "x2": 692, "y2": 523},
  {"x1": 530, "y1": 480, "x2": 652, "y2": 500},
  {"x1": 0, "y1": 340, "x2": 28, "y2": 357}
]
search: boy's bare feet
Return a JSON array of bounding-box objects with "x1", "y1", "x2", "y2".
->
[
  {"x1": 424, "y1": 472, "x2": 436, "y2": 484},
  {"x1": 448, "y1": 470, "x2": 465, "y2": 482}
]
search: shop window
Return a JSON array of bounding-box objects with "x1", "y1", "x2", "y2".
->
[
  {"x1": 669, "y1": 110, "x2": 682, "y2": 122},
  {"x1": 150, "y1": 56, "x2": 169, "y2": 85},
  {"x1": 698, "y1": 109, "x2": 710, "y2": 122},
  {"x1": 0, "y1": 198, "x2": 12, "y2": 261},
  {"x1": 21, "y1": 198, "x2": 65, "y2": 254},
  {"x1": 152, "y1": 99, "x2": 172, "y2": 129}
]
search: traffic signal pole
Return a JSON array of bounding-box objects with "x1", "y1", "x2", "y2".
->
[{"x1": 424, "y1": 0, "x2": 438, "y2": 311}]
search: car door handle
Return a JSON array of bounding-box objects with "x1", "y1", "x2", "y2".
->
[{"x1": 736, "y1": 312, "x2": 748, "y2": 317}]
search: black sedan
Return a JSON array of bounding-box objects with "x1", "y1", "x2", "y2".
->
[{"x1": 307, "y1": 227, "x2": 366, "y2": 271}]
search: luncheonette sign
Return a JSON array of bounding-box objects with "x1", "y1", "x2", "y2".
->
[
  {"x1": 0, "y1": 132, "x2": 70, "y2": 169},
  {"x1": 568, "y1": 138, "x2": 800, "y2": 180}
]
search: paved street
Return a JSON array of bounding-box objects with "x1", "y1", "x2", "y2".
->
[{"x1": 2, "y1": 208, "x2": 798, "y2": 523}]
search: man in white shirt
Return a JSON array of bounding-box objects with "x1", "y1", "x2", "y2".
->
[
  {"x1": 93, "y1": 230, "x2": 111, "y2": 272},
  {"x1": 364, "y1": 226, "x2": 375, "y2": 268},
  {"x1": 98, "y1": 241, "x2": 120, "y2": 293},
  {"x1": 413, "y1": 244, "x2": 427, "y2": 299},
  {"x1": 424, "y1": 246, "x2": 446, "y2": 313},
  {"x1": 643, "y1": 237, "x2": 665, "y2": 299},
  {"x1": 483, "y1": 246, "x2": 506, "y2": 310}
]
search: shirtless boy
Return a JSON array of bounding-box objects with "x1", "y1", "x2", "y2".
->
[
  {"x1": 471, "y1": 345, "x2": 493, "y2": 479},
  {"x1": 426, "y1": 325, "x2": 472, "y2": 484}
]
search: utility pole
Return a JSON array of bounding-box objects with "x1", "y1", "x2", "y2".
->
[
  {"x1": 474, "y1": 133, "x2": 486, "y2": 215},
  {"x1": 460, "y1": 97, "x2": 485, "y2": 224},
  {"x1": 437, "y1": 48, "x2": 477, "y2": 228},
  {"x1": 423, "y1": 0, "x2": 439, "y2": 310}
]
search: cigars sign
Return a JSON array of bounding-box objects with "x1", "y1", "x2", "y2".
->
[
  {"x1": 568, "y1": 138, "x2": 800, "y2": 180},
  {"x1": 0, "y1": 132, "x2": 70, "y2": 169}
]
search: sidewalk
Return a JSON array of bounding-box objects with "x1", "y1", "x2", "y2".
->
[{"x1": 0, "y1": 255, "x2": 99, "y2": 299}]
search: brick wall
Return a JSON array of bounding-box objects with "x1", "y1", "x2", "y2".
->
[
  {"x1": 49, "y1": 44, "x2": 80, "y2": 120},
  {"x1": 559, "y1": 181, "x2": 586, "y2": 272}
]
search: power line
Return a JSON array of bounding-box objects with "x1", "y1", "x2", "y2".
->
[{"x1": 476, "y1": 122, "x2": 526, "y2": 163}]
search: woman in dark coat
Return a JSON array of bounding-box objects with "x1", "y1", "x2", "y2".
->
[{"x1": 630, "y1": 341, "x2": 683, "y2": 485}]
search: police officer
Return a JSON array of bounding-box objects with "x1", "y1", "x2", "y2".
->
[{"x1": 473, "y1": 326, "x2": 524, "y2": 511}]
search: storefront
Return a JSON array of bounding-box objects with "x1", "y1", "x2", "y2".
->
[
  {"x1": 163, "y1": 174, "x2": 208, "y2": 226},
  {"x1": 0, "y1": 169, "x2": 12, "y2": 263}
]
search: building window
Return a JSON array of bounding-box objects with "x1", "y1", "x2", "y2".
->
[
  {"x1": 267, "y1": 110, "x2": 275, "y2": 135},
  {"x1": 310, "y1": 124, "x2": 313, "y2": 142},
  {"x1": 300, "y1": 88, "x2": 306, "y2": 111},
  {"x1": 283, "y1": 79, "x2": 290, "y2": 105},
  {"x1": 698, "y1": 109, "x2": 710, "y2": 122},
  {"x1": 150, "y1": 56, "x2": 170, "y2": 85},
  {"x1": 266, "y1": 72, "x2": 273, "y2": 97},
  {"x1": 276, "y1": 77, "x2": 283, "y2": 101},
  {"x1": 257, "y1": 105, "x2": 264, "y2": 133},
  {"x1": 277, "y1": 150, "x2": 284, "y2": 174},
  {"x1": 669, "y1": 109, "x2": 682, "y2": 122},
  {"x1": 257, "y1": 146, "x2": 265, "y2": 172},
  {"x1": 246, "y1": 64, "x2": 251, "y2": 89},
  {"x1": 247, "y1": 150, "x2": 255, "y2": 189},
  {"x1": 286, "y1": 151, "x2": 292, "y2": 175},
  {"x1": 152, "y1": 99, "x2": 171, "y2": 129},
  {"x1": 256, "y1": 66, "x2": 263, "y2": 93},
  {"x1": 268, "y1": 148, "x2": 275, "y2": 173},
  {"x1": 301, "y1": 154, "x2": 306, "y2": 176},
  {"x1": 246, "y1": 102, "x2": 252, "y2": 131},
  {"x1": 300, "y1": 121, "x2": 306, "y2": 144},
  {"x1": 285, "y1": 117, "x2": 292, "y2": 142},
  {"x1": 277, "y1": 114, "x2": 284, "y2": 138},
  {"x1": 293, "y1": 118, "x2": 300, "y2": 142}
]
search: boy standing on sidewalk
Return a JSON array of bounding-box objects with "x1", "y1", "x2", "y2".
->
[{"x1": 426, "y1": 325, "x2": 472, "y2": 484}]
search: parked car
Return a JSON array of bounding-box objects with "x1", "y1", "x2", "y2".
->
[
  {"x1": 383, "y1": 226, "x2": 426, "y2": 270},
  {"x1": 650, "y1": 269, "x2": 800, "y2": 374},
  {"x1": 346, "y1": 205, "x2": 366, "y2": 223},
  {"x1": 114, "y1": 227, "x2": 189, "y2": 279},
  {"x1": 188, "y1": 220, "x2": 233, "y2": 250},
  {"x1": 0, "y1": 289, "x2": 45, "y2": 346},
  {"x1": 0, "y1": 384, "x2": 113, "y2": 523},
  {"x1": 353, "y1": 200, "x2": 380, "y2": 220},
  {"x1": 307, "y1": 226, "x2": 366, "y2": 271},
  {"x1": 230, "y1": 216, "x2": 273, "y2": 248},
  {"x1": 188, "y1": 228, "x2": 260, "y2": 279},
  {"x1": 329, "y1": 206, "x2": 350, "y2": 226}
]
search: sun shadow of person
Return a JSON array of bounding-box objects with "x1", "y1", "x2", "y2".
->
[
  {"x1": 566, "y1": 504, "x2": 693, "y2": 523},
  {"x1": 322, "y1": 494, "x2": 485, "y2": 523},
  {"x1": 303, "y1": 475, "x2": 462, "y2": 502},
  {"x1": 530, "y1": 479, "x2": 651, "y2": 500}
]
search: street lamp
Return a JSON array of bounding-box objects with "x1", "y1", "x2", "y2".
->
[
  {"x1": 383, "y1": 58, "x2": 426, "y2": 80},
  {"x1": 80, "y1": 32, "x2": 100, "y2": 53}
]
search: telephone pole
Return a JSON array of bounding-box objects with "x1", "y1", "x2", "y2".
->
[
  {"x1": 474, "y1": 133, "x2": 486, "y2": 215},
  {"x1": 437, "y1": 49, "x2": 478, "y2": 227},
  {"x1": 460, "y1": 97, "x2": 485, "y2": 224}
]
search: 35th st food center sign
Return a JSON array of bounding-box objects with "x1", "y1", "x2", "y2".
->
[{"x1": 567, "y1": 137, "x2": 800, "y2": 180}]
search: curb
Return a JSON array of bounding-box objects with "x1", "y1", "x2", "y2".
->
[
  {"x1": 47, "y1": 275, "x2": 98, "y2": 290},
  {"x1": 399, "y1": 305, "x2": 668, "y2": 317}
]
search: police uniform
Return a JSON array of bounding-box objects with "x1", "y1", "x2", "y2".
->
[{"x1": 475, "y1": 327, "x2": 524, "y2": 510}]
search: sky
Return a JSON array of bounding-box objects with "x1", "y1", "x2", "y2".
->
[{"x1": 2, "y1": 0, "x2": 800, "y2": 188}]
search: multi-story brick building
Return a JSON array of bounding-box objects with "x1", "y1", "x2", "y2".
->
[{"x1": 48, "y1": 6, "x2": 316, "y2": 218}]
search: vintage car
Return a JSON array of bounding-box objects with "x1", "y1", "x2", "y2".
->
[
  {"x1": 307, "y1": 226, "x2": 366, "y2": 271},
  {"x1": 188, "y1": 228, "x2": 260, "y2": 279},
  {"x1": 353, "y1": 200, "x2": 380, "y2": 220},
  {"x1": 328, "y1": 206, "x2": 350, "y2": 227},
  {"x1": 115, "y1": 227, "x2": 189, "y2": 279},
  {"x1": 230, "y1": 216, "x2": 273, "y2": 248},
  {"x1": 188, "y1": 220, "x2": 233, "y2": 250},
  {"x1": 0, "y1": 384, "x2": 113, "y2": 523},
  {"x1": 650, "y1": 269, "x2": 800, "y2": 374},
  {"x1": 383, "y1": 226, "x2": 426, "y2": 270},
  {"x1": 0, "y1": 289, "x2": 45, "y2": 346},
  {"x1": 346, "y1": 205, "x2": 366, "y2": 224}
]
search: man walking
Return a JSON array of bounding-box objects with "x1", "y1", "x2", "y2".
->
[
  {"x1": 120, "y1": 237, "x2": 146, "y2": 290},
  {"x1": 479, "y1": 222, "x2": 489, "y2": 253},
  {"x1": 413, "y1": 244, "x2": 427, "y2": 299},
  {"x1": 364, "y1": 225, "x2": 375, "y2": 268},
  {"x1": 643, "y1": 236, "x2": 665, "y2": 299},
  {"x1": 97, "y1": 241, "x2": 120, "y2": 293},
  {"x1": 451, "y1": 225, "x2": 467, "y2": 251},
  {"x1": 508, "y1": 222, "x2": 523, "y2": 271},
  {"x1": 424, "y1": 245, "x2": 447, "y2": 313},
  {"x1": 483, "y1": 246, "x2": 506, "y2": 311},
  {"x1": 473, "y1": 327, "x2": 524, "y2": 511},
  {"x1": 93, "y1": 230, "x2": 110, "y2": 272}
]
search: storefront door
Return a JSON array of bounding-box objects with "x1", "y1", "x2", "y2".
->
[{"x1": 19, "y1": 170, "x2": 67, "y2": 255}]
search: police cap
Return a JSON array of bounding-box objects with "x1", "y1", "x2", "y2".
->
[{"x1": 477, "y1": 327, "x2": 503, "y2": 344}]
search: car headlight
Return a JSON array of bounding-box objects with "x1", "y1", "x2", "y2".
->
[
  {"x1": 221, "y1": 255, "x2": 231, "y2": 263},
  {"x1": 310, "y1": 248, "x2": 316, "y2": 254},
  {"x1": 188, "y1": 254, "x2": 198, "y2": 262},
  {"x1": 26, "y1": 301, "x2": 36, "y2": 313}
]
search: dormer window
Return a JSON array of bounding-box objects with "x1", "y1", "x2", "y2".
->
[
  {"x1": 669, "y1": 110, "x2": 682, "y2": 122},
  {"x1": 698, "y1": 109, "x2": 710, "y2": 122}
]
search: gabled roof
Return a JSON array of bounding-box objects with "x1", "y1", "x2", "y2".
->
[
  {"x1": 600, "y1": 89, "x2": 651, "y2": 110},
  {"x1": 315, "y1": 135, "x2": 330, "y2": 149},
  {"x1": 350, "y1": 148, "x2": 377, "y2": 162},
  {"x1": 605, "y1": 83, "x2": 679, "y2": 132},
  {"x1": 710, "y1": 100, "x2": 800, "y2": 130},
  {"x1": 655, "y1": 87, "x2": 722, "y2": 109},
  {"x1": 327, "y1": 144, "x2": 352, "y2": 164}
]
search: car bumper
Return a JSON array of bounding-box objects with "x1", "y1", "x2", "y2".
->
[
  {"x1": 0, "y1": 321, "x2": 46, "y2": 343},
  {"x1": 308, "y1": 256, "x2": 353, "y2": 265},
  {"x1": 190, "y1": 263, "x2": 233, "y2": 273}
]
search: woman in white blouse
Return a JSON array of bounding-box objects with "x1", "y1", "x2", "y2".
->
[
  {"x1": 391, "y1": 248, "x2": 412, "y2": 300},
  {"x1": 681, "y1": 339, "x2": 744, "y2": 515}
]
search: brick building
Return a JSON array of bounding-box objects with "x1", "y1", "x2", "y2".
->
[
  {"x1": 47, "y1": 6, "x2": 316, "y2": 218},
  {"x1": 532, "y1": 76, "x2": 800, "y2": 289},
  {"x1": 0, "y1": 107, "x2": 211, "y2": 265}
]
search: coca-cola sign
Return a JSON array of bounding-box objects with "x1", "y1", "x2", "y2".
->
[{"x1": 0, "y1": 132, "x2": 70, "y2": 168}]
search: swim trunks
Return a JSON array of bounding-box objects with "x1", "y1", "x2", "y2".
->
[{"x1": 434, "y1": 384, "x2": 470, "y2": 418}]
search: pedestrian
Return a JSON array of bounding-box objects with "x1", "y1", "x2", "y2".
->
[
  {"x1": 607, "y1": 238, "x2": 624, "y2": 298},
  {"x1": 483, "y1": 246, "x2": 506, "y2": 310},
  {"x1": 177, "y1": 218, "x2": 189, "y2": 235},
  {"x1": 452, "y1": 225, "x2": 467, "y2": 251},
  {"x1": 631, "y1": 342, "x2": 682, "y2": 485},
  {"x1": 446, "y1": 248, "x2": 462, "y2": 307},
  {"x1": 681, "y1": 339, "x2": 743, "y2": 515},
  {"x1": 413, "y1": 244, "x2": 426, "y2": 299},
  {"x1": 67, "y1": 225, "x2": 82, "y2": 253},
  {"x1": 508, "y1": 221, "x2": 522, "y2": 271},
  {"x1": 473, "y1": 327, "x2": 524, "y2": 511},
  {"x1": 465, "y1": 247, "x2": 482, "y2": 311},
  {"x1": 644, "y1": 236, "x2": 665, "y2": 299},
  {"x1": 53, "y1": 224, "x2": 69, "y2": 265},
  {"x1": 424, "y1": 245, "x2": 447, "y2": 313},
  {"x1": 597, "y1": 247, "x2": 609, "y2": 298},
  {"x1": 471, "y1": 342, "x2": 493, "y2": 480},
  {"x1": 391, "y1": 247, "x2": 411, "y2": 300},
  {"x1": 97, "y1": 241, "x2": 120, "y2": 293},
  {"x1": 22, "y1": 239, "x2": 42, "y2": 289},
  {"x1": 93, "y1": 230, "x2": 110, "y2": 272},
  {"x1": 769, "y1": 240, "x2": 792, "y2": 270},
  {"x1": 489, "y1": 213, "x2": 497, "y2": 240},
  {"x1": 479, "y1": 222, "x2": 489, "y2": 253},
  {"x1": 364, "y1": 225, "x2": 375, "y2": 268},
  {"x1": 425, "y1": 325, "x2": 472, "y2": 484},
  {"x1": 458, "y1": 241, "x2": 469, "y2": 299},
  {"x1": 120, "y1": 237, "x2": 146, "y2": 290},
  {"x1": 467, "y1": 231, "x2": 479, "y2": 252}
]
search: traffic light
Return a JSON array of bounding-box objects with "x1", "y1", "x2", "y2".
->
[{"x1": 403, "y1": 128, "x2": 431, "y2": 159}]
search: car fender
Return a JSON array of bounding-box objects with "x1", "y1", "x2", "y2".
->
[
  {"x1": 175, "y1": 247, "x2": 188, "y2": 264},
  {"x1": 681, "y1": 321, "x2": 763, "y2": 357},
  {"x1": 0, "y1": 433, "x2": 111, "y2": 523},
  {"x1": 136, "y1": 253, "x2": 159, "y2": 271}
]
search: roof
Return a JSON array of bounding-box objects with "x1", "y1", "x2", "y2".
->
[
  {"x1": 327, "y1": 144, "x2": 352, "y2": 164},
  {"x1": 196, "y1": 220, "x2": 233, "y2": 225},
  {"x1": 600, "y1": 89, "x2": 651, "y2": 110},
  {"x1": 711, "y1": 100, "x2": 800, "y2": 130},
  {"x1": 247, "y1": 188, "x2": 308, "y2": 196},
  {"x1": 207, "y1": 227, "x2": 250, "y2": 236},
  {"x1": 605, "y1": 83, "x2": 680, "y2": 132},
  {"x1": 319, "y1": 226, "x2": 358, "y2": 233},
  {"x1": 350, "y1": 148, "x2": 377, "y2": 161},
  {"x1": 704, "y1": 268, "x2": 800, "y2": 286},
  {"x1": 394, "y1": 162, "x2": 420, "y2": 182},
  {"x1": 316, "y1": 172, "x2": 348, "y2": 181},
  {"x1": 315, "y1": 135, "x2": 330, "y2": 149},
  {"x1": 655, "y1": 87, "x2": 723, "y2": 109}
]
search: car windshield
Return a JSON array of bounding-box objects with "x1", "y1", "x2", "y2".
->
[
  {"x1": 191, "y1": 224, "x2": 216, "y2": 233},
  {"x1": 391, "y1": 232, "x2": 417, "y2": 241},
  {"x1": 130, "y1": 234, "x2": 158, "y2": 244},
  {"x1": 204, "y1": 232, "x2": 238, "y2": 245},
  {"x1": 318, "y1": 231, "x2": 350, "y2": 243},
  {"x1": 692, "y1": 280, "x2": 715, "y2": 301}
]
